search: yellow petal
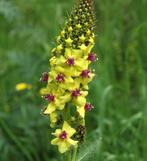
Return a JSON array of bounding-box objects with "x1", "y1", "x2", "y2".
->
[
  {"x1": 75, "y1": 59, "x2": 88, "y2": 70},
  {"x1": 51, "y1": 138, "x2": 59, "y2": 145},
  {"x1": 50, "y1": 112, "x2": 57, "y2": 123},
  {"x1": 81, "y1": 91, "x2": 88, "y2": 97},
  {"x1": 64, "y1": 48, "x2": 72, "y2": 57},
  {"x1": 39, "y1": 88, "x2": 48, "y2": 95},
  {"x1": 72, "y1": 49, "x2": 83, "y2": 59},
  {"x1": 50, "y1": 56, "x2": 56, "y2": 66},
  {"x1": 77, "y1": 106, "x2": 85, "y2": 118},
  {"x1": 55, "y1": 66, "x2": 65, "y2": 73},
  {"x1": 58, "y1": 140, "x2": 70, "y2": 153},
  {"x1": 79, "y1": 44, "x2": 87, "y2": 51},
  {"x1": 43, "y1": 103, "x2": 56, "y2": 114},
  {"x1": 85, "y1": 44, "x2": 94, "y2": 55},
  {"x1": 52, "y1": 129, "x2": 62, "y2": 137},
  {"x1": 62, "y1": 121, "x2": 76, "y2": 137},
  {"x1": 56, "y1": 56, "x2": 66, "y2": 65},
  {"x1": 68, "y1": 82, "x2": 80, "y2": 91},
  {"x1": 60, "y1": 94, "x2": 71, "y2": 103},
  {"x1": 67, "y1": 138, "x2": 78, "y2": 146},
  {"x1": 55, "y1": 99, "x2": 66, "y2": 110},
  {"x1": 75, "y1": 96, "x2": 86, "y2": 107},
  {"x1": 48, "y1": 71, "x2": 56, "y2": 82}
]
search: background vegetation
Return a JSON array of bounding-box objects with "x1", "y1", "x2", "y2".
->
[{"x1": 0, "y1": 0, "x2": 146, "y2": 161}]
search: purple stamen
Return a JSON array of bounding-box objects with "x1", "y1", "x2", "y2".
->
[
  {"x1": 56, "y1": 73, "x2": 65, "y2": 83},
  {"x1": 84, "y1": 103, "x2": 92, "y2": 111},
  {"x1": 71, "y1": 89, "x2": 81, "y2": 98},
  {"x1": 44, "y1": 94, "x2": 55, "y2": 102},
  {"x1": 40, "y1": 72, "x2": 49, "y2": 82},
  {"x1": 59, "y1": 131, "x2": 67, "y2": 139},
  {"x1": 87, "y1": 52, "x2": 96, "y2": 62},
  {"x1": 67, "y1": 58, "x2": 75, "y2": 66},
  {"x1": 81, "y1": 69, "x2": 91, "y2": 78}
]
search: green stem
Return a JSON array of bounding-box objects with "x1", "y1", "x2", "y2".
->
[
  {"x1": 62, "y1": 104, "x2": 70, "y2": 121},
  {"x1": 72, "y1": 147, "x2": 78, "y2": 161},
  {"x1": 64, "y1": 151, "x2": 71, "y2": 161}
]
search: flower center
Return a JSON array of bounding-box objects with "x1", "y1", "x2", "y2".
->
[
  {"x1": 59, "y1": 131, "x2": 67, "y2": 140},
  {"x1": 87, "y1": 52, "x2": 96, "y2": 62},
  {"x1": 81, "y1": 69, "x2": 90, "y2": 78},
  {"x1": 40, "y1": 72, "x2": 49, "y2": 82},
  {"x1": 84, "y1": 103, "x2": 92, "y2": 111},
  {"x1": 44, "y1": 94, "x2": 55, "y2": 102},
  {"x1": 56, "y1": 73, "x2": 65, "y2": 82},
  {"x1": 67, "y1": 58, "x2": 75, "y2": 66},
  {"x1": 71, "y1": 89, "x2": 81, "y2": 98}
]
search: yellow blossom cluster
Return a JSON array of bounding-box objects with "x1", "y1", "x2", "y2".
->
[{"x1": 40, "y1": 0, "x2": 97, "y2": 154}]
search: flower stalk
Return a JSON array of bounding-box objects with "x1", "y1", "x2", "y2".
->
[{"x1": 40, "y1": 0, "x2": 97, "y2": 160}]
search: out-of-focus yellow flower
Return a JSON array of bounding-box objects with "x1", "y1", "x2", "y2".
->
[
  {"x1": 51, "y1": 121, "x2": 78, "y2": 153},
  {"x1": 15, "y1": 83, "x2": 32, "y2": 91}
]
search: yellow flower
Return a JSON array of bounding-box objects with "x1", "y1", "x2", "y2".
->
[
  {"x1": 76, "y1": 69, "x2": 95, "y2": 89},
  {"x1": 48, "y1": 70, "x2": 80, "y2": 91},
  {"x1": 51, "y1": 121, "x2": 78, "y2": 153},
  {"x1": 15, "y1": 83, "x2": 32, "y2": 91},
  {"x1": 53, "y1": 48, "x2": 89, "y2": 77},
  {"x1": 42, "y1": 88, "x2": 71, "y2": 114}
]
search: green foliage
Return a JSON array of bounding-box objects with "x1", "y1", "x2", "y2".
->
[{"x1": 0, "y1": 0, "x2": 146, "y2": 161}]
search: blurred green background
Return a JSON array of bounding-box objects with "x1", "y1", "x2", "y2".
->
[{"x1": 0, "y1": 0, "x2": 146, "y2": 161}]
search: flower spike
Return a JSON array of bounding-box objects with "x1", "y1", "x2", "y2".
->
[{"x1": 40, "y1": 0, "x2": 97, "y2": 156}]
